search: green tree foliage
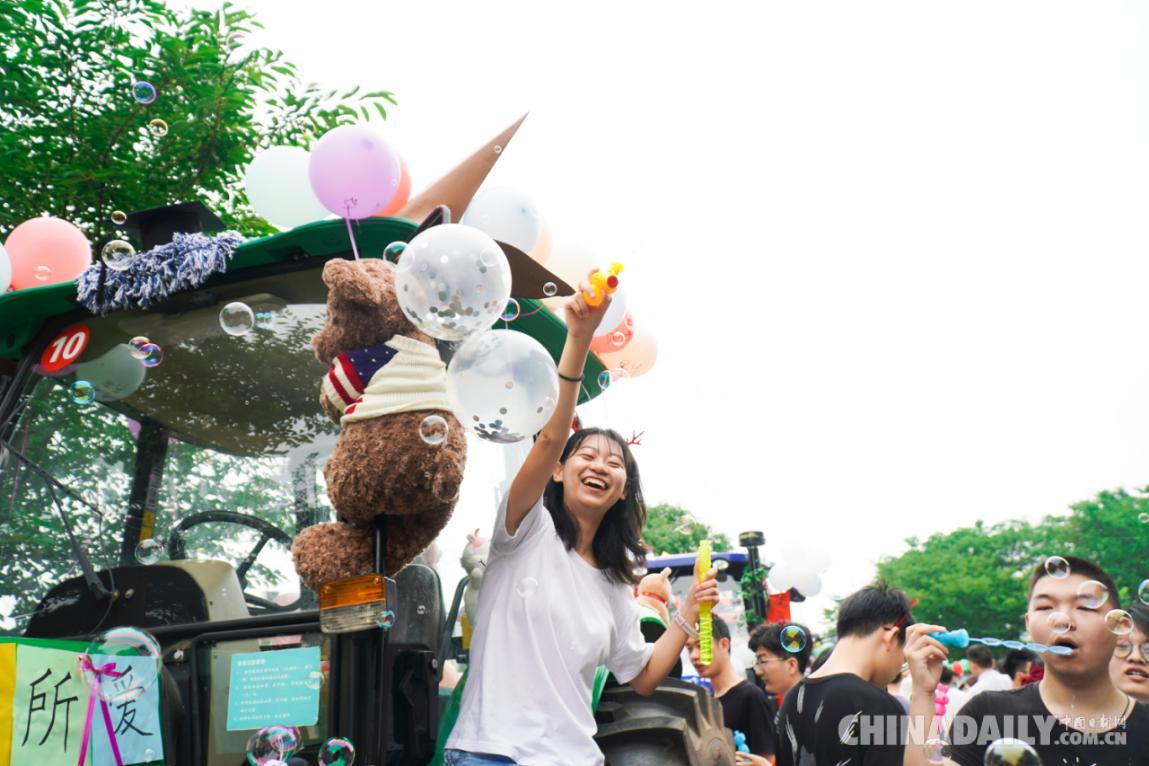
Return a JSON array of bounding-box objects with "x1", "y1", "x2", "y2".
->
[
  {"x1": 643, "y1": 503, "x2": 733, "y2": 556},
  {"x1": 0, "y1": 0, "x2": 395, "y2": 244},
  {"x1": 875, "y1": 493, "x2": 1149, "y2": 639}
]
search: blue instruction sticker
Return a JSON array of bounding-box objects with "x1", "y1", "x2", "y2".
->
[{"x1": 226, "y1": 646, "x2": 321, "y2": 730}]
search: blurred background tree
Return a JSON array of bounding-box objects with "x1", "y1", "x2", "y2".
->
[
  {"x1": 0, "y1": 0, "x2": 394, "y2": 246},
  {"x1": 644, "y1": 503, "x2": 732, "y2": 556}
]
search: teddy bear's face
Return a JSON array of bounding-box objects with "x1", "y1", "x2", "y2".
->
[{"x1": 312, "y1": 257, "x2": 433, "y2": 364}]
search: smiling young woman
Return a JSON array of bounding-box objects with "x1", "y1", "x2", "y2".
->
[{"x1": 443, "y1": 276, "x2": 719, "y2": 766}]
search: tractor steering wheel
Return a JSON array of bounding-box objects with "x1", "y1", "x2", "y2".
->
[{"x1": 166, "y1": 511, "x2": 300, "y2": 613}]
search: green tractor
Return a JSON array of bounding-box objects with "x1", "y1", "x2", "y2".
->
[{"x1": 0, "y1": 208, "x2": 772, "y2": 765}]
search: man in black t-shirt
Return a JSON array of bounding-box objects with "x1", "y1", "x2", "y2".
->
[
  {"x1": 776, "y1": 583, "x2": 916, "y2": 766},
  {"x1": 903, "y1": 555, "x2": 1149, "y2": 766},
  {"x1": 687, "y1": 614, "x2": 777, "y2": 764}
]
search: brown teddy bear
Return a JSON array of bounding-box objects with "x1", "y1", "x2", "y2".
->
[{"x1": 292, "y1": 257, "x2": 467, "y2": 591}]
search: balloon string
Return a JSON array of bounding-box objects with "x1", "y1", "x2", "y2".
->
[{"x1": 344, "y1": 213, "x2": 361, "y2": 260}]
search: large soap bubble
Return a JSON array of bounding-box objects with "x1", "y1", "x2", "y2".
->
[
  {"x1": 81, "y1": 626, "x2": 162, "y2": 704},
  {"x1": 246, "y1": 726, "x2": 302, "y2": 766},
  {"x1": 447, "y1": 330, "x2": 559, "y2": 443},
  {"x1": 395, "y1": 224, "x2": 512, "y2": 342}
]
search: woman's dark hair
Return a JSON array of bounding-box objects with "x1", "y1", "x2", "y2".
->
[{"x1": 543, "y1": 427, "x2": 646, "y2": 585}]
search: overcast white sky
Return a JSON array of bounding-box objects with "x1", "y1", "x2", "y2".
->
[{"x1": 204, "y1": 0, "x2": 1149, "y2": 628}]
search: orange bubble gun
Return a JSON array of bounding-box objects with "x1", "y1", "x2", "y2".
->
[
  {"x1": 698, "y1": 539, "x2": 713, "y2": 665},
  {"x1": 584, "y1": 262, "x2": 624, "y2": 307}
]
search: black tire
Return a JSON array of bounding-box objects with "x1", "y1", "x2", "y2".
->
[{"x1": 595, "y1": 678, "x2": 737, "y2": 766}]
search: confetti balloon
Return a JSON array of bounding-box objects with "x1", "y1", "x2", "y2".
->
[
  {"x1": 244, "y1": 146, "x2": 330, "y2": 230},
  {"x1": 220, "y1": 302, "x2": 256, "y2": 336},
  {"x1": 447, "y1": 330, "x2": 559, "y2": 443},
  {"x1": 395, "y1": 224, "x2": 512, "y2": 342},
  {"x1": 318, "y1": 737, "x2": 356, "y2": 766},
  {"x1": 461, "y1": 185, "x2": 543, "y2": 254},
  {"x1": 983, "y1": 738, "x2": 1040, "y2": 766},
  {"x1": 81, "y1": 627, "x2": 161, "y2": 703}
]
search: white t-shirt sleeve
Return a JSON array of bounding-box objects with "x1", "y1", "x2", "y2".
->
[
  {"x1": 490, "y1": 490, "x2": 548, "y2": 554},
  {"x1": 607, "y1": 587, "x2": 656, "y2": 684}
]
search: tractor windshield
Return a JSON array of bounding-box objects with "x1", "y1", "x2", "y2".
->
[{"x1": 0, "y1": 266, "x2": 341, "y2": 634}]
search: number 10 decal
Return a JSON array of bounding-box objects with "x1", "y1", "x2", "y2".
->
[{"x1": 40, "y1": 325, "x2": 90, "y2": 373}]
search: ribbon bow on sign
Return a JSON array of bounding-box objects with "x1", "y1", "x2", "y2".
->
[{"x1": 77, "y1": 654, "x2": 127, "y2": 766}]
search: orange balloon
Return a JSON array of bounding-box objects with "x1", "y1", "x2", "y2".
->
[
  {"x1": 374, "y1": 155, "x2": 412, "y2": 217},
  {"x1": 529, "y1": 223, "x2": 552, "y2": 265},
  {"x1": 590, "y1": 312, "x2": 634, "y2": 355},
  {"x1": 5, "y1": 217, "x2": 90, "y2": 290},
  {"x1": 597, "y1": 323, "x2": 657, "y2": 378}
]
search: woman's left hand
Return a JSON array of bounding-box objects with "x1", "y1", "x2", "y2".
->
[{"x1": 681, "y1": 558, "x2": 719, "y2": 624}]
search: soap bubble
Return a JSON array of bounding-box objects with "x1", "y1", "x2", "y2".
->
[
  {"x1": 598, "y1": 370, "x2": 612, "y2": 391},
  {"x1": 500, "y1": 298, "x2": 520, "y2": 321},
  {"x1": 101, "y1": 239, "x2": 136, "y2": 271},
  {"x1": 254, "y1": 310, "x2": 273, "y2": 329},
  {"x1": 81, "y1": 627, "x2": 161, "y2": 703},
  {"x1": 419, "y1": 414, "x2": 449, "y2": 445},
  {"x1": 134, "y1": 538, "x2": 164, "y2": 565},
  {"x1": 516, "y1": 577, "x2": 539, "y2": 598},
  {"x1": 611, "y1": 331, "x2": 627, "y2": 347},
  {"x1": 383, "y1": 241, "x2": 406, "y2": 262},
  {"x1": 246, "y1": 726, "x2": 301, "y2": 766},
  {"x1": 131, "y1": 81, "x2": 157, "y2": 104},
  {"x1": 139, "y1": 343, "x2": 163, "y2": 367},
  {"x1": 1076, "y1": 579, "x2": 1109, "y2": 609},
  {"x1": 220, "y1": 302, "x2": 255, "y2": 336},
  {"x1": 781, "y1": 625, "x2": 807, "y2": 653},
  {"x1": 447, "y1": 330, "x2": 559, "y2": 444},
  {"x1": 110, "y1": 210, "x2": 127, "y2": 225},
  {"x1": 1045, "y1": 645, "x2": 1074, "y2": 656},
  {"x1": 129, "y1": 336, "x2": 151, "y2": 359},
  {"x1": 543, "y1": 281, "x2": 558, "y2": 297},
  {"x1": 1140, "y1": 512, "x2": 1149, "y2": 524},
  {"x1": 69, "y1": 380, "x2": 96, "y2": 405},
  {"x1": 33, "y1": 265, "x2": 51, "y2": 282},
  {"x1": 148, "y1": 118, "x2": 168, "y2": 137},
  {"x1": 305, "y1": 670, "x2": 325, "y2": 690},
  {"x1": 1105, "y1": 609, "x2": 1134, "y2": 636},
  {"x1": 1139, "y1": 579, "x2": 1149, "y2": 605},
  {"x1": 979, "y1": 637, "x2": 1003, "y2": 647},
  {"x1": 1001, "y1": 640, "x2": 1026, "y2": 650},
  {"x1": 1044, "y1": 556, "x2": 1070, "y2": 579},
  {"x1": 983, "y1": 738, "x2": 1040, "y2": 766},
  {"x1": 318, "y1": 737, "x2": 356, "y2": 766},
  {"x1": 925, "y1": 738, "x2": 950, "y2": 763},
  {"x1": 394, "y1": 224, "x2": 512, "y2": 341},
  {"x1": 376, "y1": 610, "x2": 395, "y2": 630},
  {"x1": 1047, "y1": 611, "x2": 1071, "y2": 634}
]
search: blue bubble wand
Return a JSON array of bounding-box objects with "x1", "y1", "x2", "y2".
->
[{"x1": 929, "y1": 628, "x2": 1073, "y2": 656}]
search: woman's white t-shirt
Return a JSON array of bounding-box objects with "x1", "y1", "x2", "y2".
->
[{"x1": 445, "y1": 493, "x2": 654, "y2": 765}]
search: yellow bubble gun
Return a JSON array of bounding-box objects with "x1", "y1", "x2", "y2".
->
[
  {"x1": 698, "y1": 539, "x2": 713, "y2": 665},
  {"x1": 583, "y1": 262, "x2": 624, "y2": 307}
]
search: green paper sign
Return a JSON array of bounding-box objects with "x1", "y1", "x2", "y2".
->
[{"x1": 225, "y1": 647, "x2": 320, "y2": 731}]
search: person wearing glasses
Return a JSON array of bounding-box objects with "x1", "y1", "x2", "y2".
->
[
  {"x1": 748, "y1": 621, "x2": 811, "y2": 703},
  {"x1": 1112, "y1": 604, "x2": 1149, "y2": 703}
]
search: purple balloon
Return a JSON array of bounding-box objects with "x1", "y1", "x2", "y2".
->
[{"x1": 308, "y1": 125, "x2": 401, "y2": 220}]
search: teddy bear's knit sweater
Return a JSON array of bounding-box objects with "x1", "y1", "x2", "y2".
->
[{"x1": 322, "y1": 334, "x2": 452, "y2": 424}]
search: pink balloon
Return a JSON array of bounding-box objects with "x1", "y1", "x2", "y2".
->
[
  {"x1": 5, "y1": 217, "x2": 90, "y2": 290},
  {"x1": 590, "y1": 313, "x2": 634, "y2": 355},
  {"x1": 597, "y1": 324, "x2": 657, "y2": 378},
  {"x1": 308, "y1": 125, "x2": 401, "y2": 220}
]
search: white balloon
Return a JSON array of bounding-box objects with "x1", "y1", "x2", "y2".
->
[
  {"x1": 396, "y1": 224, "x2": 512, "y2": 342},
  {"x1": 243, "y1": 146, "x2": 330, "y2": 230},
  {"x1": 462, "y1": 186, "x2": 543, "y2": 254},
  {"x1": 594, "y1": 288, "x2": 628, "y2": 338},
  {"x1": 790, "y1": 571, "x2": 822, "y2": 598},
  {"x1": 767, "y1": 561, "x2": 795, "y2": 592},
  {"x1": 73, "y1": 344, "x2": 147, "y2": 402},
  {"x1": 0, "y1": 242, "x2": 10, "y2": 293},
  {"x1": 447, "y1": 330, "x2": 559, "y2": 443}
]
